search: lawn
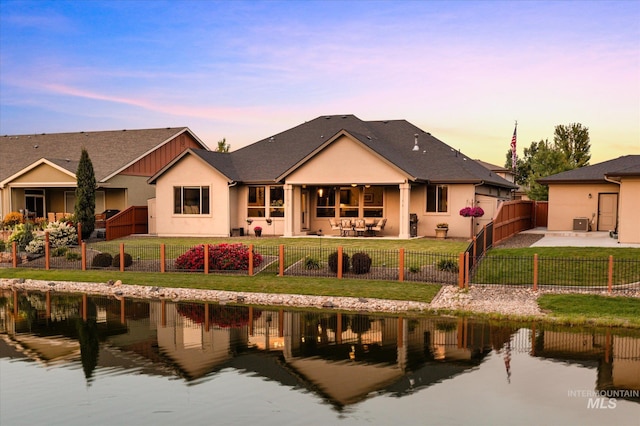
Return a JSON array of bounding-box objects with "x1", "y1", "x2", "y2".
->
[{"x1": 538, "y1": 294, "x2": 640, "y2": 327}]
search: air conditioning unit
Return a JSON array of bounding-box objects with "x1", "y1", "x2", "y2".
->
[{"x1": 573, "y1": 217, "x2": 589, "y2": 231}]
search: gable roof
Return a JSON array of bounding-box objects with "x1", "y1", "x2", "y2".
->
[
  {"x1": 198, "y1": 115, "x2": 516, "y2": 188},
  {"x1": 0, "y1": 127, "x2": 206, "y2": 185},
  {"x1": 147, "y1": 148, "x2": 241, "y2": 184},
  {"x1": 537, "y1": 155, "x2": 640, "y2": 184}
]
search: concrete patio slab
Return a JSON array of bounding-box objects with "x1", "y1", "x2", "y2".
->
[{"x1": 522, "y1": 228, "x2": 640, "y2": 248}]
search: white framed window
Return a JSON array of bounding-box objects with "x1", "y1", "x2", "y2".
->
[
  {"x1": 315, "y1": 186, "x2": 336, "y2": 218},
  {"x1": 426, "y1": 184, "x2": 448, "y2": 213},
  {"x1": 173, "y1": 186, "x2": 210, "y2": 214}
]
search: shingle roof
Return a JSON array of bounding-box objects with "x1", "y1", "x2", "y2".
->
[
  {"x1": 537, "y1": 155, "x2": 640, "y2": 183},
  {"x1": 0, "y1": 127, "x2": 199, "y2": 183},
  {"x1": 205, "y1": 115, "x2": 515, "y2": 188}
]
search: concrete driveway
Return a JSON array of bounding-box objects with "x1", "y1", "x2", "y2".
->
[{"x1": 523, "y1": 228, "x2": 640, "y2": 248}]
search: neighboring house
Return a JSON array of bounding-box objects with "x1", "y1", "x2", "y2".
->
[
  {"x1": 475, "y1": 159, "x2": 529, "y2": 200},
  {"x1": 537, "y1": 155, "x2": 640, "y2": 244},
  {"x1": 149, "y1": 115, "x2": 516, "y2": 238},
  {"x1": 0, "y1": 127, "x2": 207, "y2": 222}
]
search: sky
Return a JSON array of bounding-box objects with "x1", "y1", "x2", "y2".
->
[{"x1": 1, "y1": 0, "x2": 638, "y2": 166}]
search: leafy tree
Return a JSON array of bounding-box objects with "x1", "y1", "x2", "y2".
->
[
  {"x1": 216, "y1": 138, "x2": 230, "y2": 152},
  {"x1": 75, "y1": 148, "x2": 96, "y2": 239},
  {"x1": 554, "y1": 123, "x2": 590, "y2": 168},
  {"x1": 526, "y1": 140, "x2": 573, "y2": 200}
]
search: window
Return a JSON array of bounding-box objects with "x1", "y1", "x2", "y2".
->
[
  {"x1": 174, "y1": 186, "x2": 210, "y2": 214},
  {"x1": 248, "y1": 186, "x2": 265, "y2": 217},
  {"x1": 339, "y1": 187, "x2": 360, "y2": 217},
  {"x1": 316, "y1": 186, "x2": 336, "y2": 218},
  {"x1": 426, "y1": 184, "x2": 448, "y2": 213},
  {"x1": 269, "y1": 186, "x2": 285, "y2": 217},
  {"x1": 363, "y1": 186, "x2": 384, "y2": 218}
]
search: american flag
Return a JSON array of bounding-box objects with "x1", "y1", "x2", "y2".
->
[{"x1": 510, "y1": 123, "x2": 517, "y2": 172}]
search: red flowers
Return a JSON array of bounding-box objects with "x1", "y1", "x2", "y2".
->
[
  {"x1": 459, "y1": 206, "x2": 484, "y2": 217},
  {"x1": 175, "y1": 243, "x2": 263, "y2": 271}
]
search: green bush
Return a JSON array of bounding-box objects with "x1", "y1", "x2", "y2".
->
[
  {"x1": 437, "y1": 258, "x2": 459, "y2": 273},
  {"x1": 328, "y1": 251, "x2": 349, "y2": 274},
  {"x1": 65, "y1": 251, "x2": 81, "y2": 261},
  {"x1": 0, "y1": 240, "x2": 5, "y2": 252},
  {"x1": 351, "y1": 252, "x2": 372, "y2": 274},
  {"x1": 8, "y1": 223, "x2": 34, "y2": 251},
  {"x1": 304, "y1": 256, "x2": 321, "y2": 269},
  {"x1": 112, "y1": 253, "x2": 133, "y2": 268},
  {"x1": 91, "y1": 252, "x2": 113, "y2": 268},
  {"x1": 52, "y1": 247, "x2": 68, "y2": 257}
]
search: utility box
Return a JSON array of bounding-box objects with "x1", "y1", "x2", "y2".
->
[
  {"x1": 409, "y1": 213, "x2": 418, "y2": 237},
  {"x1": 573, "y1": 217, "x2": 589, "y2": 231}
]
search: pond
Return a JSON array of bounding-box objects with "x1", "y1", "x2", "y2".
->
[{"x1": 1, "y1": 288, "x2": 638, "y2": 425}]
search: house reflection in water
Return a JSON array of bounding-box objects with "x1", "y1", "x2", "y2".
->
[{"x1": 1, "y1": 289, "x2": 639, "y2": 407}]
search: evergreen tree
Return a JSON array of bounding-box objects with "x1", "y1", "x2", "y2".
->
[
  {"x1": 554, "y1": 123, "x2": 591, "y2": 168},
  {"x1": 215, "y1": 138, "x2": 230, "y2": 152},
  {"x1": 75, "y1": 148, "x2": 96, "y2": 239}
]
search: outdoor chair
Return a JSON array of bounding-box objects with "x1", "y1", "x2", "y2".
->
[
  {"x1": 329, "y1": 218, "x2": 341, "y2": 233},
  {"x1": 370, "y1": 218, "x2": 386, "y2": 236},
  {"x1": 340, "y1": 219, "x2": 353, "y2": 236},
  {"x1": 354, "y1": 219, "x2": 366, "y2": 236}
]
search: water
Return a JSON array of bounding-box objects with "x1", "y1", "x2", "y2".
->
[{"x1": 1, "y1": 289, "x2": 638, "y2": 425}]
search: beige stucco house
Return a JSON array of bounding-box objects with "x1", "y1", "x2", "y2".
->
[
  {"x1": 537, "y1": 155, "x2": 640, "y2": 244},
  {"x1": 149, "y1": 115, "x2": 516, "y2": 239},
  {"x1": 0, "y1": 127, "x2": 207, "y2": 222}
]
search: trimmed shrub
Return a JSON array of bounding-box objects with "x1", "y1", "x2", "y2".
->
[
  {"x1": 65, "y1": 251, "x2": 81, "y2": 261},
  {"x1": 175, "y1": 243, "x2": 263, "y2": 271},
  {"x1": 437, "y1": 258, "x2": 459, "y2": 273},
  {"x1": 328, "y1": 251, "x2": 349, "y2": 274},
  {"x1": 351, "y1": 252, "x2": 372, "y2": 274},
  {"x1": 3, "y1": 212, "x2": 24, "y2": 227},
  {"x1": 9, "y1": 223, "x2": 34, "y2": 251},
  {"x1": 92, "y1": 252, "x2": 113, "y2": 268},
  {"x1": 112, "y1": 253, "x2": 133, "y2": 268},
  {"x1": 52, "y1": 247, "x2": 68, "y2": 257}
]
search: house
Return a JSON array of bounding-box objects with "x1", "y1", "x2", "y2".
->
[
  {"x1": 537, "y1": 155, "x2": 640, "y2": 244},
  {"x1": 0, "y1": 127, "x2": 207, "y2": 223},
  {"x1": 148, "y1": 115, "x2": 516, "y2": 238}
]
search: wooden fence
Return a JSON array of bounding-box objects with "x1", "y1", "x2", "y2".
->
[{"x1": 106, "y1": 206, "x2": 148, "y2": 241}]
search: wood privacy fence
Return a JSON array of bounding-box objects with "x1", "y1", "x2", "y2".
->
[{"x1": 106, "y1": 206, "x2": 148, "y2": 241}]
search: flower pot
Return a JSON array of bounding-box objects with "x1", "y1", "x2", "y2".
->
[
  {"x1": 254, "y1": 229, "x2": 262, "y2": 237},
  {"x1": 435, "y1": 228, "x2": 448, "y2": 239}
]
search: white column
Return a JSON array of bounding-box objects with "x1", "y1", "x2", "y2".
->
[
  {"x1": 399, "y1": 182, "x2": 411, "y2": 239},
  {"x1": 284, "y1": 184, "x2": 294, "y2": 237}
]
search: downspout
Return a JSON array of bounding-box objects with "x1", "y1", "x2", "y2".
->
[{"x1": 603, "y1": 175, "x2": 621, "y2": 233}]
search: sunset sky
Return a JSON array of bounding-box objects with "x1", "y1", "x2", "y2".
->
[{"x1": 1, "y1": 0, "x2": 638, "y2": 166}]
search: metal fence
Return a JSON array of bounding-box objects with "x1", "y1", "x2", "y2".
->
[{"x1": 3, "y1": 241, "x2": 639, "y2": 292}]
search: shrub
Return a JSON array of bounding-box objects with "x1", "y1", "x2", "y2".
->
[
  {"x1": 8, "y1": 223, "x2": 34, "y2": 251},
  {"x1": 3, "y1": 212, "x2": 24, "y2": 227},
  {"x1": 351, "y1": 252, "x2": 372, "y2": 274},
  {"x1": 0, "y1": 240, "x2": 5, "y2": 252},
  {"x1": 52, "y1": 247, "x2": 69, "y2": 257},
  {"x1": 409, "y1": 265, "x2": 421, "y2": 273},
  {"x1": 26, "y1": 238, "x2": 45, "y2": 254},
  {"x1": 328, "y1": 251, "x2": 349, "y2": 274},
  {"x1": 437, "y1": 258, "x2": 459, "y2": 273},
  {"x1": 24, "y1": 221, "x2": 78, "y2": 255},
  {"x1": 92, "y1": 252, "x2": 113, "y2": 268},
  {"x1": 304, "y1": 256, "x2": 321, "y2": 270},
  {"x1": 175, "y1": 243, "x2": 263, "y2": 271},
  {"x1": 112, "y1": 253, "x2": 133, "y2": 268},
  {"x1": 65, "y1": 251, "x2": 81, "y2": 261}
]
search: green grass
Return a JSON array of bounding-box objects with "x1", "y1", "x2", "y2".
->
[
  {"x1": 0, "y1": 268, "x2": 442, "y2": 304},
  {"x1": 538, "y1": 294, "x2": 640, "y2": 327}
]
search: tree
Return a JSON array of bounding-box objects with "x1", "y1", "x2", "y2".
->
[
  {"x1": 75, "y1": 148, "x2": 96, "y2": 239},
  {"x1": 526, "y1": 140, "x2": 572, "y2": 200},
  {"x1": 554, "y1": 123, "x2": 590, "y2": 168},
  {"x1": 216, "y1": 138, "x2": 230, "y2": 152}
]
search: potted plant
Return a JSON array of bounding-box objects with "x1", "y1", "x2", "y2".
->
[
  {"x1": 254, "y1": 226, "x2": 262, "y2": 237},
  {"x1": 435, "y1": 223, "x2": 448, "y2": 239}
]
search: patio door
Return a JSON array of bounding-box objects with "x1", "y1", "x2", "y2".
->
[
  {"x1": 300, "y1": 189, "x2": 309, "y2": 230},
  {"x1": 597, "y1": 193, "x2": 618, "y2": 231},
  {"x1": 25, "y1": 190, "x2": 45, "y2": 218}
]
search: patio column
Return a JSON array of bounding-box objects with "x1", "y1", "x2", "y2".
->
[
  {"x1": 284, "y1": 184, "x2": 294, "y2": 237},
  {"x1": 398, "y1": 182, "x2": 411, "y2": 239}
]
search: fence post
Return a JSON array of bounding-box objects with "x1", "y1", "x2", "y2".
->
[
  {"x1": 472, "y1": 236, "x2": 477, "y2": 258},
  {"x1": 607, "y1": 255, "x2": 613, "y2": 293},
  {"x1": 81, "y1": 242, "x2": 87, "y2": 271},
  {"x1": 398, "y1": 248, "x2": 405, "y2": 282},
  {"x1": 337, "y1": 246, "x2": 343, "y2": 279},
  {"x1": 119, "y1": 243, "x2": 125, "y2": 272},
  {"x1": 278, "y1": 244, "x2": 285, "y2": 277},
  {"x1": 248, "y1": 244, "x2": 254, "y2": 276},
  {"x1": 458, "y1": 252, "x2": 465, "y2": 289},
  {"x1": 12, "y1": 241, "x2": 17, "y2": 268},
  {"x1": 204, "y1": 244, "x2": 209, "y2": 274},
  {"x1": 533, "y1": 254, "x2": 538, "y2": 291},
  {"x1": 45, "y1": 231, "x2": 50, "y2": 270},
  {"x1": 160, "y1": 244, "x2": 166, "y2": 273},
  {"x1": 77, "y1": 222, "x2": 82, "y2": 245},
  {"x1": 464, "y1": 252, "x2": 470, "y2": 289}
]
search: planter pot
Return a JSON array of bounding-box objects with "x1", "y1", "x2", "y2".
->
[
  {"x1": 435, "y1": 228, "x2": 448, "y2": 239},
  {"x1": 254, "y1": 230, "x2": 262, "y2": 237}
]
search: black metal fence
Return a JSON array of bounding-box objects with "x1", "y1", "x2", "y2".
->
[{"x1": 2, "y1": 240, "x2": 639, "y2": 292}]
